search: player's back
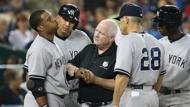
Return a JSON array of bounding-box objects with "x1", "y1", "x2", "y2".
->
[{"x1": 115, "y1": 32, "x2": 165, "y2": 86}]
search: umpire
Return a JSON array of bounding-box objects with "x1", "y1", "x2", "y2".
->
[{"x1": 66, "y1": 19, "x2": 118, "y2": 107}]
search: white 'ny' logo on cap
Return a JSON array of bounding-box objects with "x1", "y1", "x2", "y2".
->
[{"x1": 68, "y1": 10, "x2": 75, "y2": 16}]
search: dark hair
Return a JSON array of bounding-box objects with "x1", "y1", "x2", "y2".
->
[
  {"x1": 5, "y1": 55, "x2": 19, "y2": 64},
  {"x1": 3, "y1": 70, "x2": 19, "y2": 84},
  {"x1": 29, "y1": 10, "x2": 45, "y2": 31},
  {"x1": 16, "y1": 12, "x2": 28, "y2": 22}
]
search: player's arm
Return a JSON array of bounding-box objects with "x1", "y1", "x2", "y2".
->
[
  {"x1": 82, "y1": 69, "x2": 115, "y2": 90},
  {"x1": 66, "y1": 45, "x2": 92, "y2": 78},
  {"x1": 26, "y1": 50, "x2": 50, "y2": 107},
  {"x1": 27, "y1": 77, "x2": 48, "y2": 107},
  {"x1": 93, "y1": 76, "x2": 115, "y2": 90},
  {"x1": 65, "y1": 63, "x2": 79, "y2": 77},
  {"x1": 112, "y1": 73, "x2": 129, "y2": 106},
  {"x1": 153, "y1": 73, "x2": 164, "y2": 92},
  {"x1": 154, "y1": 46, "x2": 165, "y2": 92},
  {"x1": 112, "y1": 38, "x2": 132, "y2": 106}
]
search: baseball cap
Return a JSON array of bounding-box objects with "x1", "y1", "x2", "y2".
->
[{"x1": 114, "y1": 3, "x2": 143, "y2": 20}]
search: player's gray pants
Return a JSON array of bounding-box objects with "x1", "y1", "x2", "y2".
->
[
  {"x1": 64, "y1": 79, "x2": 81, "y2": 107},
  {"x1": 159, "y1": 91, "x2": 190, "y2": 107},
  {"x1": 24, "y1": 91, "x2": 66, "y2": 107},
  {"x1": 119, "y1": 87, "x2": 159, "y2": 107},
  {"x1": 64, "y1": 91, "x2": 81, "y2": 107}
]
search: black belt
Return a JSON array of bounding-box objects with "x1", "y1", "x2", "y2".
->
[
  {"x1": 79, "y1": 100, "x2": 111, "y2": 107},
  {"x1": 129, "y1": 84, "x2": 144, "y2": 89},
  {"x1": 70, "y1": 88, "x2": 78, "y2": 93},
  {"x1": 160, "y1": 87, "x2": 183, "y2": 95},
  {"x1": 50, "y1": 93, "x2": 66, "y2": 99},
  {"x1": 128, "y1": 84, "x2": 153, "y2": 89}
]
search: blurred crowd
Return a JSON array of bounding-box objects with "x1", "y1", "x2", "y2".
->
[{"x1": 0, "y1": 0, "x2": 190, "y2": 106}]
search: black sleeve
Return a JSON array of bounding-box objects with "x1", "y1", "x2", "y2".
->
[
  {"x1": 68, "y1": 52, "x2": 81, "y2": 67},
  {"x1": 26, "y1": 78, "x2": 46, "y2": 99}
]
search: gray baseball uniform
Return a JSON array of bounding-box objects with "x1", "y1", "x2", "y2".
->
[
  {"x1": 159, "y1": 34, "x2": 190, "y2": 107},
  {"x1": 114, "y1": 32, "x2": 165, "y2": 107},
  {"x1": 24, "y1": 35, "x2": 69, "y2": 107},
  {"x1": 54, "y1": 29, "x2": 91, "y2": 107}
]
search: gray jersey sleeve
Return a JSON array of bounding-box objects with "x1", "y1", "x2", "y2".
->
[
  {"x1": 114, "y1": 38, "x2": 133, "y2": 77},
  {"x1": 81, "y1": 31, "x2": 92, "y2": 44},
  {"x1": 160, "y1": 46, "x2": 166, "y2": 75},
  {"x1": 159, "y1": 39, "x2": 166, "y2": 75},
  {"x1": 27, "y1": 49, "x2": 51, "y2": 79}
]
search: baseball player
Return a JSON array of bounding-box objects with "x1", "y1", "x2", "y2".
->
[
  {"x1": 112, "y1": 3, "x2": 165, "y2": 107},
  {"x1": 54, "y1": 4, "x2": 91, "y2": 107},
  {"x1": 24, "y1": 10, "x2": 69, "y2": 107},
  {"x1": 154, "y1": 5, "x2": 190, "y2": 107}
]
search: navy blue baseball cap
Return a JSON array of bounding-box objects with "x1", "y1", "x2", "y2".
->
[{"x1": 114, "y1": 3, "x2": 143, "y2": 20}]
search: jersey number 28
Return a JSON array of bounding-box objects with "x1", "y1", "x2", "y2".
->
[{"x1": 141, "y1": 47, "x2": 161, "y2": 70}]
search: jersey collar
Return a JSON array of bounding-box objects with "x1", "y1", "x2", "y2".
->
[
  {"x1": 169, "y1": 33, "x2": 185, "y2": 43},
  {"x1": 55, "y1": 33, "x2": 68, "y2": 40},
  {"x1": 95, "y1": 42, "x2": 117, "y2": 56}
]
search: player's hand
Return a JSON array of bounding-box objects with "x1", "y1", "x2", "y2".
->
[
  {"x1": 65, "y1": 63, "x2": 78, "y2": 77},
  {"x1": 82, "y1": 69, "x2": 95, "y2": 84},
  {"x1": 74, "y1": 68, "x2": 87, "y2": 78}
]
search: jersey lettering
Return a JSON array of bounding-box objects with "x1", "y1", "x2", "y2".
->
[
  {"x1": 55, "y1": 56, "x2": 67, "y2": 69},
  {"x1": 69, "y1": 51, "x2": 79, "y2": 59},
  {"x1": 141, "y1": 47, "x2": 161, "y2": 71},
  {"x1": 169, "y1": 54, "x2": 187, "y2": 68}
]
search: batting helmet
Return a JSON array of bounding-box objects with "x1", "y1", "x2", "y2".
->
[
  {"x1": 153, "y1": 5, "x2": 182, "y2": 27},
  {"x1": 58, "y1": 4, "x2": 80, "y2": 29}
]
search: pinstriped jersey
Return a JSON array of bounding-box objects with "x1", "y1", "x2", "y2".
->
[
  {"x1": 54, "y1": 29, "x2": 91, "y2": 61},
  {"x1": 24, "y1": 35, "x2": 69, "y2": 95},
  {"x1": 53, "y1": 29, "x2": 91, "y2": 89},
  {"x1": 114, "y1": 32, "x2": 165, "y2": 86},
  {"x1": 159, "y1": 35, "x2": 190, "y2": 90}
]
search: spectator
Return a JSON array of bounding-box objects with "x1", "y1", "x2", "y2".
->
[
  {"x1": 3, "y1": 0, "x2": 26, "y2": 14},
  {"x1": 94, "y1": 7, "x2": 107, "y2": 26},
  {"x1": 0, "y1": 14, "x2": 9, "y2": 45},
  {"x1": 183, "y1": 16, "x2": 190, "y2": 34},
  {"x1": 5, "y1": 55, "x2": 19, "y2": 65},
  {"x1": 8, "y1": 12, "x2": 34, "y2": 50},
  {"x1": 0, "y1": 69, "x2": 26, "y2": 106},
  {"x1": 142, "y1": 11, "x2": 163, "y2": 39},
  {"x1": 105, "y1": 0, "x2": 117, "y2": 17}
]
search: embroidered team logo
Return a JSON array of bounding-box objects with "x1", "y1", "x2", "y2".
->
[
  {"x1": 102, "y1": 61, "x2": 109, "y2": 68},
  {"x1": 68, "y1": 9, "x2": 75, "y2": 16}
]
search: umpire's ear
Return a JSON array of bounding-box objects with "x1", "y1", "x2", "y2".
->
[{"x1": 110, "y1": 35, "x2": 115, "y2": 42}]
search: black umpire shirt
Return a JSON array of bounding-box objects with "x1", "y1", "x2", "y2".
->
[{"x1": 69, "y1": 43, "x2": 117, "y2": 103}]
